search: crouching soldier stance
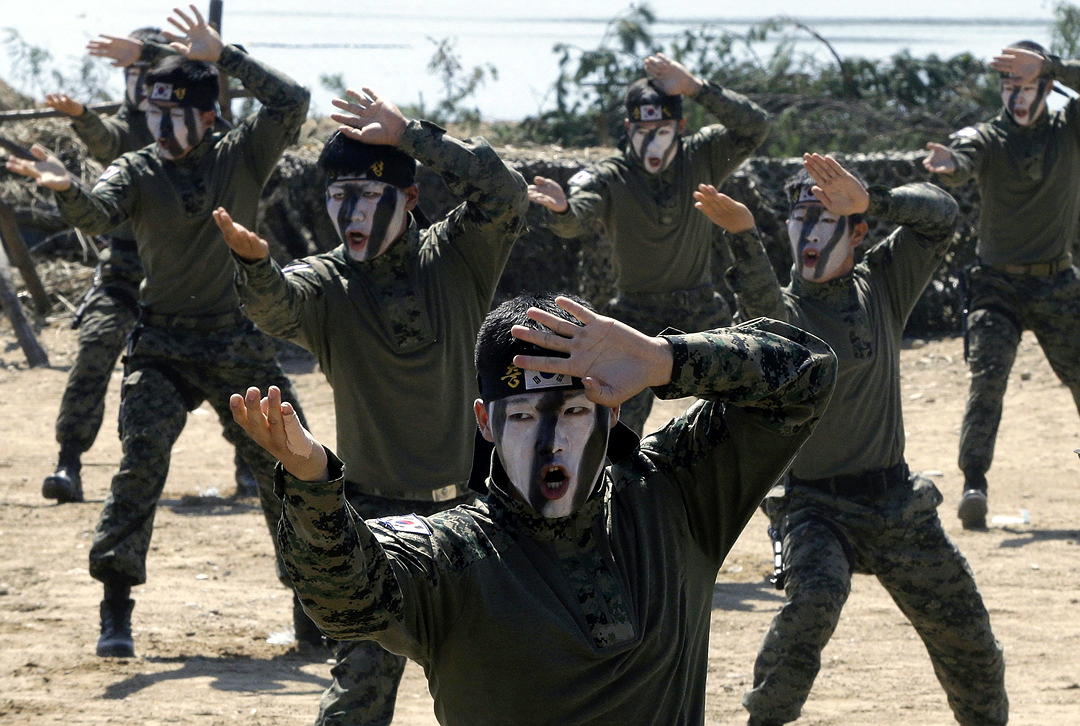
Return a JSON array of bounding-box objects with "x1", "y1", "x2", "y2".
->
[
  {"x1": 233, "y1": 292, "x2": 836, "y2": 725},
  {"x1": 696, "y1": 154, "x2": 1008, "y2": 725}
]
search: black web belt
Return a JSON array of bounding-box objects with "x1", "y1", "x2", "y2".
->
[{"x1": 788, "y1": 462, "x2": 909, "y2": 498}]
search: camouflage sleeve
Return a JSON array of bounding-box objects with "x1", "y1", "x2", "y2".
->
[
  {"x1": 233, "y1": 255, "x2": 324, "y2": 348},
  {"x1": 397, "y1": 119, "x2": 527, "y2": 277},
  {"x1": 938, "y1": 126, "x2": 987, "y2": 187},
  {"x1": 640, "y1": 318, "x2": 835, "y2": 562},
  {"x1": 216, "y1": 44, "x2": 311, "y2": 179},
  {"x1": 1043, "y1": 53, "x2": 1080, "y2": 94},
  {"x1": 546, "y1": 167, "x2": 608, "y2": 239},
  {"x1": 864, "y1": 183, "x2": 958, "y2": 322},
  {"x1": 69, "y1": 108, "x2": 125, "y2": 164},
  {"x1": 137, "y1": 40, "x2": 177, "y2": 66},
  {"x1": 690, "y1": 81, "x2": 770, "y2": 160},
  {"x1": 276, "y1": 452, "x2": 450, "y2": 658},
  {"x1": 723, "y1": 228, "x2": 787, "y2": 322},
  {"x1": 53, "y1": 161, "x2": 133, "y2": 235}
]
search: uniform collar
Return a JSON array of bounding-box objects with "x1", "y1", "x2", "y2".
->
[
  {"x1": 334, "y1": 216, "x2": 420, "y2": 272},
  {"x1": 789, "y1": 267, "x2": 857, "y2": 305}
]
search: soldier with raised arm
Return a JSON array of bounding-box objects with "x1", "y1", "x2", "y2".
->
[
  {"x1": 528, "y1": 52, "x2": 771, "y2": 435},
  {"x1": 923, "y1": 41, "x2": 1080, "y2": 529},
  {"x1": 697, "y1": 154, "x2": 1008, "y2": 725}
]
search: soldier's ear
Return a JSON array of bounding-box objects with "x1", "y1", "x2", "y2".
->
[
  {"x1": 474, "y1": 399, "x2": 495, "y2": 442},
  {"x1": 851, "y1": 220, "x2": 869, "y2": 246},
  {"x1": 403, "y1": 184, "x2": 420, "y2": 211}
]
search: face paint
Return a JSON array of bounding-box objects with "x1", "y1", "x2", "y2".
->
[
  {"x1": 1000, "y1": 77, "x2": 1050, "y2": 126},
  {"x1": 125, "y1": 64, "x2": 151, "y2": 109},
  {"x1": 488, "y1": 389, "x2": 610, "y2": 519},
  {"x1": 326, "y1": 178, "x2": 408, "y2": 261},
  {"x1": 787, "y1": 201, "x2": 854, "y2": 282},
  {"x1": 628, "y1": 121, "x2": 679, "y2": 174},
  {"x1": 145, "y1": 103, "x2": 208, "y2": 160}
]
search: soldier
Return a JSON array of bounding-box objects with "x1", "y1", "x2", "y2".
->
[
  {"x1": 231, "y1": 291, "x2": 836, "y2": 725},
  {"x1": 39, "y1": 26, "x2": 255, "y2": 503},
  {"x1": 923, "y1": 41, "x2": 1080, "y2": 529},
  {"x1": 527, "y1": 52, "x2": 770, "y2": 435},
  {"x1": 696, "y1": 154, "x2": 1008, "y2": 725},
  {"x1": 212, "y1": 85, "x2": 528, "y2": 726},
  {"x1": 6, "y1": 5, "x2": 311, "y2": 659}
]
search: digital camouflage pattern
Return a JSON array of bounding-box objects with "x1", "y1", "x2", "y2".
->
[
  {"x1": 89, "y1": 321, "x2": 305, "y2": 586},
  {"x1": 938, "y1": 54, "x2": 1080, "y2": 481},
  {"x1": 56, "y1": 243, "x2": 141, "y2": 453},
  {"x1": 279, "y1": 319, "x2": 836, "y2": 726},
  {"x1": 51, "y1": 44, "x2": 312, "y2": 589},
  {"x1": 733, "y1": 184, "x2": 1008, "y2": 724},
  {"x1": 234, "y1": 119, "x2": 526, "y2": 725},
  {"x1": 959, "y1": 263, "x2": 1080, "y2": 474}
]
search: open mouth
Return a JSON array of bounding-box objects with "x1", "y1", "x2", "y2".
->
[
  {"x1": 802, "y1": 248, "x2": 820, "y2": 267},
  {"x1": 346, "y1": 230, "x2": 369, "y2": 252},
  {"x1": 646, "y1": 156, "x2": 663, "y2": 170},
  {"x1": 540, "y1": 465, "x2": 570, "y2": 500}
]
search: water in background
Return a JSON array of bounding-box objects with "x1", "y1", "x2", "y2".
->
[{"x1": 0, "y1": 1, "x2": 1056, "y2": 120}]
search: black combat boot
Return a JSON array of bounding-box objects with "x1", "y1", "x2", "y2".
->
[
  {"x1": 958, "y1": 469, "x2": 988, "y2": 530},
  {"x1": 42, "y1": 444, "x2": 84, "y2": 503},
  {"x1": 96, "y1": 596, "x2": 135, "y2": 658},
  {"x1": 747, "y1": 715, "x2": 785, "y2": 726}
]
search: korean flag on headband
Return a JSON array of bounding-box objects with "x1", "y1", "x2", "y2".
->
[
  {"x1": 376, "y1": 515, "x2": 431, "y2": 535},
  {"x1": 638, "y1": 104, "x2": 663, "y2": 121},
  {"x1": 524, "y1": 369, "x2": 572, "y2": 391},
  {"x1": 150, "y1": 83, "x2": 174, "y2": 102}
]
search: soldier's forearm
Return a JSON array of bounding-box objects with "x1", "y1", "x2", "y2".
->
[
  {"x1": 55, "y1": 183, "x2": 126, "y2": 236},
  {"x1": 217, "y1": 45, "x2": 310, "y2": 124},
  {"x1": 868, "y1": 183, "x2": 958, "y2": 248},
  {"x1": 693, "y1": 81, "x2": 770, "y2": 148},
  {"x1": 1043, "y1": 54, "x2": 1080, "y2": 94}
]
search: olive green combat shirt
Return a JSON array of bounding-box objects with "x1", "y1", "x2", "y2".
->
[
  {"x1": 734, "y1": 184, "x2": 958, "y2": 479},
  {"x1": 71, "y1": 100, "x2": 155, "y2": 168},
  {"x1": 53, "y1": 44, "x2": 311, "y2": 317},
  {"x1": 234, "y1": 121, "x2": 528, "y2": 500},
  {"x1": 277, "y1": 319, "x2": 836, "y2": 726},
  {"x1": 547, "y1": 81, "x2": 769, "y2": 294},
  {"x1": 939, "y1": 55, "x2": 1080, "y2": 267}
]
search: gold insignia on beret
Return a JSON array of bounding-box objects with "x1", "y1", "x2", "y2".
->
[
  {"x1": 175, "y1": 88, "x2": 186, "y2": 100},
  {"x1": 371, "y1": 161, "x2": 384, "y2": 177},
  {"x1": 500, "y1": 365, "x2": 522, "y2": 389}
]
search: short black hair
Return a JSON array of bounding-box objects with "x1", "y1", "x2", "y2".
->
[
  {"x1": 1007, "y1": 40, "x2": 1047, "y2": 55},
  {"x1": 475, "y1": 293, "x2": 593, "y2": 401},
  {"x1": 317, "y1": 130, "x2": 417, "y2": 188},
  {"x1": 143, "y1": 55, "x2": 219, "y2": 111},
  {"x1": 783, "y1": 167, "x2": 867, "y2": 226}
]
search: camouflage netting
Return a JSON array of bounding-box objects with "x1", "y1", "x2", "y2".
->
[{"x1": 2, "y1": 113, "x2": 985, "y2": 337}]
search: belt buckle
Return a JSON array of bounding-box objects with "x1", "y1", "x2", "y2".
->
[{"x1": 430, "y1": 484, "x2": 459, "y2": 502}]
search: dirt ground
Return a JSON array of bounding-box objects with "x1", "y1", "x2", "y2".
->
[{"x1": 1, "y1": 323, "x2": 1078, "y2": 725}]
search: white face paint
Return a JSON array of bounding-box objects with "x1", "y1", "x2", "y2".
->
[
  {"x1": 326, "y1": 178, "x2": 408, "y2": 262},
  {"x1": 1000, "y1": 77, "x2": 1050, "y2": 126},
  {"x1": 145, "y1": 102, "x2": 209, "y2": 160},
  {"x1": 487, "y1": 389, "x2": 610, "y2": 519},
  {"x1": 125, "y1": 64, "x2": 151, "y2": 109},
  {"x1": 628, "y1": 120, "x2": 679, "y2": 174},
  {"x1": 787, "y1": 200, "x2": 856, "y2": 282}
]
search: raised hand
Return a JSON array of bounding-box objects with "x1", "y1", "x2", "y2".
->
[
  {"x1": 510, "y1": 296, "x2": 673, "y2": 408},
  {"x1": 213, "y1": 207, "x2": 270, "y2": 261},
  {"x1": 44, "y1": 93, "x2": 85, "y2": 118},
  {"x1": 86, "y1": 34, "x2": 143, "y2": 67},
  {"x1": 4, "y1": 144, "x2": 72, "y2": 191},
  {"x1": 527, "y1": 176, "x2": 569, "y2": 213},
  {"x1": 643, "y1": 52, "x2": 702, "y2": 97},
  {"x1": 802, "y1": 153, "x2": 869, "y2": 216},
  {"x1": 693, "y1": 183, "x2": 755, "y2": 233},
  {"x1": 922, "y1": 142, "x2": 957, "y2": 175},
  {"x1": 990, "y1": 46, "x2": 1045, "y2": 84},
  {"x1": 230, "y1": 386, "x2": 328, "y2": 482},
  {"x1": 164, "y1": 4, "x2": 224, "y2": 62},
  {"x1": 330, "y1": 87, "x2": 407, "y2": 147}
]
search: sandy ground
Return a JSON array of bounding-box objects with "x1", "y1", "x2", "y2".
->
[{"x1": 1, "y1": 324, "x2": 1078, "y2": 725}]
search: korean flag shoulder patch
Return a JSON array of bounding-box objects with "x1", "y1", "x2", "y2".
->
[
  {"x1": 375, "y1": 514, "x2": 432, "y2": 536},
  {"x1": 99, "y1": 165, "x2": 122, "y2": 183},
  {"x1": 951, "y1": 126, "x2": 980, "y2": 140},
  {"x1": 568, "y1": 169, "x2": 593, "y2": 187}
]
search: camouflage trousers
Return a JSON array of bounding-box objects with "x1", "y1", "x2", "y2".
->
[
  {"x1": 605, "y1": 287, "x2": 731, "y2": 436},
  {"x1": 959, "y1": 264, "x2": 1080, "y2": 477},
  {"x1": 744, "y1": 474, "x2": 1007, "y2": 725},
  {"x1": 315, "y1": 489, "x2": 470, "y2": 726},
  {"x1": 88, "y1": 319, "x2": 306, "y2": 588},
  {"x1": 56, "y1": 242, "x2": 141, "y2": 452}
]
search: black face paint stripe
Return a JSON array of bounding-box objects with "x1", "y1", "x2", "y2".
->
[
  {"x1": 334, "y1": 187, "x2": 361, "y2": 244},
  {"x1": 527, "y1": 391, "x2": 564, "y2": 511},
  {"x1": 795, "y1": 205, "x2": 848, "y2": 280},
  {"x1": 158, "y1": 109, "x2": 173, "y2": 139},
  {"x1": 366, "y1": 187, "x2": 400, "y2": 258},
  {"x1": 574, "y1": 406, "x2": 608, "y2": 510},
  {"x1": 182, "y1": 106, "x2": 200, "y2": 149}
]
